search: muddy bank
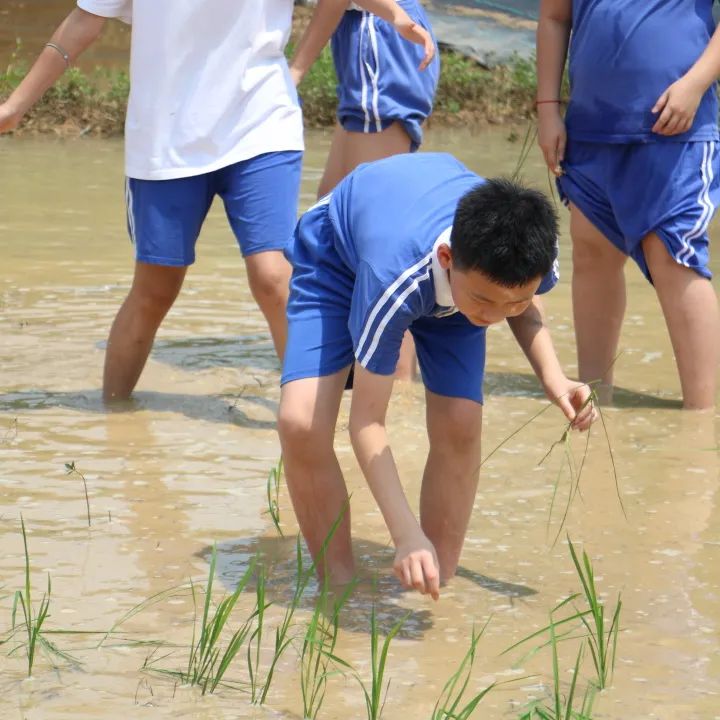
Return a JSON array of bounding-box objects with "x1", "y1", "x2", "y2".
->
[{"x1": 0, "y1": 6, "x2": 539, "y2": 138}]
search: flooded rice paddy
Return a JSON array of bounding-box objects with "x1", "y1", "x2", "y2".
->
[{"x1": 1, "y1": 129, "x2": 719, "y2": 719}]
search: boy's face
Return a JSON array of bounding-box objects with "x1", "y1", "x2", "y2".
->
[{"x1": 437, "y1": 243, "x2": 541, "y2": 326}]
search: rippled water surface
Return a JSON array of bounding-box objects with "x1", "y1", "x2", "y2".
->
[{"x1": 1, "y1": 128, "x2": 719, "y2": 720}]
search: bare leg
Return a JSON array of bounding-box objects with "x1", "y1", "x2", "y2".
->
[
  {"x1": 244, "y1": 250, "x2": 292, "y2": 360},
  {"x1": 317, "y1": 121, "x2": 412, "y2": 199},
  {"x1": 642, "y1": 233, "x2": 720, "y2": 409},
  {"x1": 318, "y1": 122, "x2": 417, "y2": 379},
  {"x1": 395, "y1": 332, "x2": 417, "y2": 382},
  {"x1": 420, "y1": 390, "x2": 482, "y2": 582},
  {"x1": 277, "y1": 369, "x2": 355, "y2": 583},
  {"x1": 103, "y1": 262, "x2": 186, "y2": 403},
  {"x1": 570, "y1": 203, "x2": 628, "y2": 402}
]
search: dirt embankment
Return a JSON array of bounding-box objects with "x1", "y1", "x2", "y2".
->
[{"x1": 0, "y1": 5, "x2": 538, "y2": 138}]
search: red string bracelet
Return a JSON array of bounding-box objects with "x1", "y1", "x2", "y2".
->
[{"x1": 535, "y1": 99, "x2": 562, "y2": 105}]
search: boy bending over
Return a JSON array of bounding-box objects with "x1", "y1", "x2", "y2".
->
[{"x1": 278, "y1": 153, "x2": 595, "y2": 599}]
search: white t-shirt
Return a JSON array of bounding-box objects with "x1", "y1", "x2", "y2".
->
[{"x1": 77, "y1": 0, "x2": 304, "y2": 180}]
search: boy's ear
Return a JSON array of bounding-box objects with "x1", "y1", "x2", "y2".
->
[{"x1": 437, "y1": 242, "x2": 453, "y2": 270}]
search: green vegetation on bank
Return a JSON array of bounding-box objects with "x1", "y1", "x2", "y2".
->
[
  {"x1": 0, "y1": 43, "x2": 539, "y2": 137},
  {"x1": 1, "y1": 45, "x2": 129, "y2": 136}
]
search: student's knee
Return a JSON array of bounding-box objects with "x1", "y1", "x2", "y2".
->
[
  {"x1": 128, "y1": 265, "x2": 185, "y2": 317},
  {"x1": 246, "y1": 252, "x2": 291, "y2": 308},
  {"x1": 570, "y1": 214, "x2": 624, "y2": 273},
  {"x1": 277, "y1": 402, "x2": 332, "y2": 461},
  {"x1": 428, "y1": 399, "x2": 482, "y2": 458},
  {"x1": 572, "y1": 233, "x2": 623, "y2": 273}
]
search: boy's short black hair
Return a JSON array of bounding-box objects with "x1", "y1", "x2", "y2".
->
[{"x1": 449, "y1": 178, "x2": 558, "y2": 286}]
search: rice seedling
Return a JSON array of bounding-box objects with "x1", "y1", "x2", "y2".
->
[
  {"x1": 143, "y1": 544, "x2": 259, "y2": 694},
  {"x1": 6, "y1": 516, "x2": 78, "y2": 675},
  {"x1": 185, "y1": 547, "x2": 259, "y2": 694},
  {"x1": 98, "y1": 584, "x2": 193, "y2": 648},
  {"x1": 480, "y1": 379, "x2": 624, "y2": 544},
  {"x1": 504, "y1": 538, "x2": 621, "y2": 713},
  {"x1": 538, "y1": 402, "x2": 594, "y2": 547},
  {"x1": 566, "y1": 538, "x2": 621, "y2": 690},
  {"x1": 353, "y1": 605, "x2": 410, "y2": 720},
  {"x1": 518, "y1": 615, "x2": 596, "y2": 720},
  {"x1": 265, "y1": 456, "x2": 284, "y2": 536},
  {"x1": 299, "y1": 576, "x2": 355, "y2": 720},
  {"x1": 249, "y1": 537, "x2": 319, "y2": 705},
  {"x1": 510, "y1": 122, "x2": 538, "y2": 182},
  {"x1": 64, "y1": 460, "x2": 91, "y2": 527},
  {"x1": 249, "y1": 501, "x2": 352, "y2": 705},
  {"x1": 2, "y1": 417, "x2": 18, "y2": 444},
  {"x1": 431, "y1": 619, "x2": 496, "y2": 720},
  {"x1": 246, "y1": 561, "x2": 269, "y2": 702}
]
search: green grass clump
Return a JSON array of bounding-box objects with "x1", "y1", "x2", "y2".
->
[
  {"x1": 354, "y1": 606, "x2": 409, "y2": 720},
  {"x1": 143, "y1": 545, "x2": 258, "y2": 694},
  {"x1": 5, "y1": 516, "x2": 77, "y2": 675},
  {"x1": 505, "y1": 538, "x2": 622, "y2": 718},
  {"x1": 519, "y1": 615, "x2": 596, "y2": 720},
  {"x1": 265, "y1": 456, "x2": 284, "y2": 536},
  {"x1": 567, "y1": 538, "x2": 621, "y2": 690},
  {"x1": 1, "y1": 41, "x2": 128, "y2": 136},
  {"x1": 292, "y1": 44, "x2": 338, "y2": 127},
  {"x1": 431, "y1": 620, "x2": 496, "y2": 720},
  {"x1": 299, "y1": 577, "x2": 354, "y2": 720}
]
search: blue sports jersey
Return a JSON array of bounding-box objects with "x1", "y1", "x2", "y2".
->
[
  {"x1": 565, "y1": 0, "x2": 719, "y2": 143},
  {"x1": 326, "y1": 153, "x2": 557, "y2": 375}
]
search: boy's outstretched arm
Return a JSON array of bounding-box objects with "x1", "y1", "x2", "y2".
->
[
  {"x1": 289, "y1": 0, "x2": 434, "y2": 86},
  {"x1": 652, "y1": 23, "x2": 720, "y2": 135},
  {"x1": 536, "y1": 0, "x2": 571, "y2": 176},
  {"x1": 507, "y1": 297, "x2": 596, "y2": 430},
  {"x1": 0, "y1": 9, "x2": 106, "y2": 132},
  {"x1": 349, "y1": 364, "x2": 441, "y2": 600}
]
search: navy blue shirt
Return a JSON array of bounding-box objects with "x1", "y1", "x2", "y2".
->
[{"x1": 566, "y1": 0, "x2": 719, "y2": 143}]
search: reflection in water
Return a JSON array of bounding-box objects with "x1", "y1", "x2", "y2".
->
[{"x1": 0, "y1": 130, "x2": 718, "y2": 719}]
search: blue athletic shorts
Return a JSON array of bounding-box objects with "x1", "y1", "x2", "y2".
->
[
  {"x1": 125, "y1": 151, "x2": 303, "y2": 266},
  {"x1": 281, "y1": 200, "x2": 487, "y2": 403},
  {"x1": 332, "y1": 0, "x2": 440, "y2": 152},
  {"x1": 558, "y1": 140, "x2": 718, "y2": 281}
]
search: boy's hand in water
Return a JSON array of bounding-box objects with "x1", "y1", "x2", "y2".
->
[
  {"x1": 0, "y1": 102, "x2": 23, "y2": 133},
  {"x1": 394, "y1": 529, "x2": 440, "y2": 600},
  {"x1": 537, "y1": 104, "x2": 566, "y2": 176},
  {"x1": 547, "y1": 377, "x2": 596, "y2": 431}
]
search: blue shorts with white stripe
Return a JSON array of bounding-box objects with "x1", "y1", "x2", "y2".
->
[
  {"x1": 557, "y1": 139, "x2": 719, "y2": 281},
  {"x1": 331, "y1": 0, "x2": 440, "y2": 152},
  {"x1": 281, "y1": 198, "x2": 487, "y2": 403},
  {"x1": 125, "y1": 151, "x2": 302, "y2": 266}
]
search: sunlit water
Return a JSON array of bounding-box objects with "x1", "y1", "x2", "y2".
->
[{"x1": 1, "y1": 125, "x2": 719, "y2": 720}]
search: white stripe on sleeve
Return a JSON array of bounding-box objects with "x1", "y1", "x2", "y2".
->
[{"x1": 356, "y1": 254, "x2": 433, "y2": 367}]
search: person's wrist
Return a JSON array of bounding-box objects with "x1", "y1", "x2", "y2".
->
[
  {"x1": 289, "y1": 64, "x2": 304, "y2": 86},
  {"x1": 536, "y1": 101, "x2": 563, "y2": 116},
  {"x1": 392, "y1": 518, "x2": 423, "y2": 548},
  {"x1": 541, "y1": 371, "x2": 570, "y2": 401},
  {"x1": 2, "y1": 96, "x2": 26, "y2": 119},
  {"x1": 683, "y1": 67, "x2": 714, "y2": 95}
]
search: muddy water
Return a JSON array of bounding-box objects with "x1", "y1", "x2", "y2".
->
[{"x1": 0, "y1": 129, "x2": 719, "y2": 720}]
